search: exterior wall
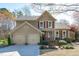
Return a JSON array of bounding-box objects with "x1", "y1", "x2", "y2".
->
[
  {"x1": 68, "y1": 31, "x2": 70, "y2": 38},
  {"x1": 36, "y1": 12, "x2": 55, "y2": 40},
  {"x1": 27, "y1": 20, "x2": 38, "y2": 28},
  {"x1": 13, "y1": 23, "x2": 40, "y2": 44},
  {"x1": 16, "y1": 21, "x2": 24, "y2": 27},
  {"x1": 75, "y1": 31, "x2": 79, "y2": 40},
  {"x1": 69, "y1": 31, "x2": 75, "y2": 40},
  {"x1": 37, "y1": 11, "x2": 55, "y2": 21}
]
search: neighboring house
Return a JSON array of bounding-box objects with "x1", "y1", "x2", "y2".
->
[{"x1": 11, "y1": 11, "x2": 75, "y2": 45}]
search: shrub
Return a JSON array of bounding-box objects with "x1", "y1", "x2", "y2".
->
[
  {"x1": 40, "y1": 40, "x2": 49, "y2": 45},
  {"x1": 58, "y1": 40, "x2": 67, "y2": 46},
  {"x1": 62, "y1": 44, "x2": 74, "y2": 49},
  {"x1": 55, "y1": 37, "x2": 61, "y2": 40},
  {"x1": 63, "y1": 38, "x2": 72, "y2": 43},
  {"x1": 8, "y1": 35, "x2": 12, "y2": 45},
  {"x1": 0, "y1": 39, "x2": 8, "y2": 46}
]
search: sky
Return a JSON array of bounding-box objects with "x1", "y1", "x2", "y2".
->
[
  {"x1": 0, "y1": 3, "x2": 28, "y2": 11},
  {"x1": 0, "y1": 3, "x2": 41, "y2": 16},
  {"x1": 0, "y1": 3, "x2": 77, "y2": 25}
]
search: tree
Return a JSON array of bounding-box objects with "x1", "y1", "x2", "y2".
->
[
  {"x1": 12, "y1": 10, "x2": 23, "y2": 17},
  {"x1": 13, "y1": 6, "x2": 31, "y2": 17},
  {"x1": 0, "y1": 8, "x2": 15, "y2": 19},
  {"x1": 69, "y1": 24, "x2": 78, "y2": 32},
  {"x1": 22, "y1": 6, "x2": 31, "y2": 16},
  {"x1": 72, "y1": 11, "x2": 79, "y2": 24},
  {"x1": 16, "y1": 11, "x2": 23, "y2": 17},
  {"x1": 0, "y1": 8, "x2": 15, "y2": 45}
]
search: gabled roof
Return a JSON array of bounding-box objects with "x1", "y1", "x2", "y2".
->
[
  {"x1": 16, "y1": 16, "x2": 39, "y2": 21},
  {"x1": 16, "y1": 11, "x2": 56, "y2": 21},
  {"x1": 11, "y1": 21, "x2": 43, "y2": 34},
  {"x1": 37, "y1": 10, "x2": 56, "y2": 21}
]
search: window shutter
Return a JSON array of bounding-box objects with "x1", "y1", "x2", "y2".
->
[
  {"x1": 44, "y1": 21, "x2": 45, "y2": 28},
  {"x1": 38, "y1": 21, "x2": 39, "y2": 28},
  {"x1": 46, "y1": 21, "x2": 48, "y2": 28},
  {"x1": 52, "y1": 21, "x2": 54, "y2": 28}
]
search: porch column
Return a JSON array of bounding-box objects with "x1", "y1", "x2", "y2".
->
[
  {"x1": 66, "y1": 30, "x2": 68, "y2": 38},
  {"x1": 52, "y1": 29, "x2": 55, "y2": 40}
]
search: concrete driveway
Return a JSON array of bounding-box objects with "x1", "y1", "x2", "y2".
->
[{"x1": 0, "y1": 45, "x2": 40, "y2": 56}]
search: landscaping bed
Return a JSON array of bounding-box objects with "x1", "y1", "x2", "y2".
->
[{"x1": 40, "y1": 45, "x2": 58, "y2": 49}]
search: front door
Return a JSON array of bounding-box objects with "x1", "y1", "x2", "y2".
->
[{"x1": 42, "y1": 31, "x2": 52, "y2": 41}]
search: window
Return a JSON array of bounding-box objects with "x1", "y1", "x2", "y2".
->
[
  {"x1": 62, "y1": 31, "x2": 66, "y2": 39},
  {"x1": 56, "y1": 32, "x2": 58, "y2": 37},
  {"x1": 48, "y1": 21, "x2": 52, "y2": 28},
  {"x1": 63, "y1": 32, "x2": 65, "y2": 36},
  {"x1": 39, "y1": 21, "x2": 44, "y2": 28},
  {"x1": 56, "y1": 32, "x2": 58, "y2": 34},
  {"x1": 55, "y1": 31, "x2": 59, "y2": 38}
]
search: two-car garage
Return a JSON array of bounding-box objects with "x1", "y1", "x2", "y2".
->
[
  {"x1": 13, "y1": 34, "x2": 40, "y2": 45},
  {"x1": 12, "y1": 21, "x2": 42, "y2": 45}
]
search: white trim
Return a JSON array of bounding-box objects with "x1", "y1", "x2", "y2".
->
[{"x1": 39, "y1": 21, "x2": 44, "y2": 29}]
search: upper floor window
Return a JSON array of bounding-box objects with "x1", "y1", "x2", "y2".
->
[
  {"x1": 48, "y1": 21, "x2": 52, "y2": 28},
  {"x1": 39, "y1": 21, "x2": 44, "y2": 28}
]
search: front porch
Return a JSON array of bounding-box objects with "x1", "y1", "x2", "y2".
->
[
  {"x1": 40, "y1": 30, "x2": 56, "y2": 46},
  {"x1": 41, "y1": 31, "x2": 55, "y2": 41}
]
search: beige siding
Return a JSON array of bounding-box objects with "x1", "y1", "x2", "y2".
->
[
  {"x1": 68, "y1": 31, "x2": 70, "y2": 38},
  {"x1": 37, "y1": 11, "x2": 56, "y2": 21},
  {"x1": 16, "y1": 21, "x2": 24, "y2": 27},
  {"x1": 27, "y1": 21, "x2": 38, "y2": 28},
  {"x1": 70, "y1": 31, "x2": 75, "y2": 40},
  {"x1": 13, "y1": 34, "x2": 26, "y2": 44},
  {"x1": 13, "y1": 23, "x2": 40, "y2": 44},
  {"x1": 27, "y1": 34, "x2": 40, "y2": 44}
]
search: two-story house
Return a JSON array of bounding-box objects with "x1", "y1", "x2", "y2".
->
[{"x1": 11, "y1": 11, "x2": 75, "y2": 45}]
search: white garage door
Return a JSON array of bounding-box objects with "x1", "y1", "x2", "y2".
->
[
  {"x1": 27, "y1": 34, "x2": 40, "y2": 44},
  {"x1": 14, "y1": 35, "x2": 26, "y2": 44}
]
